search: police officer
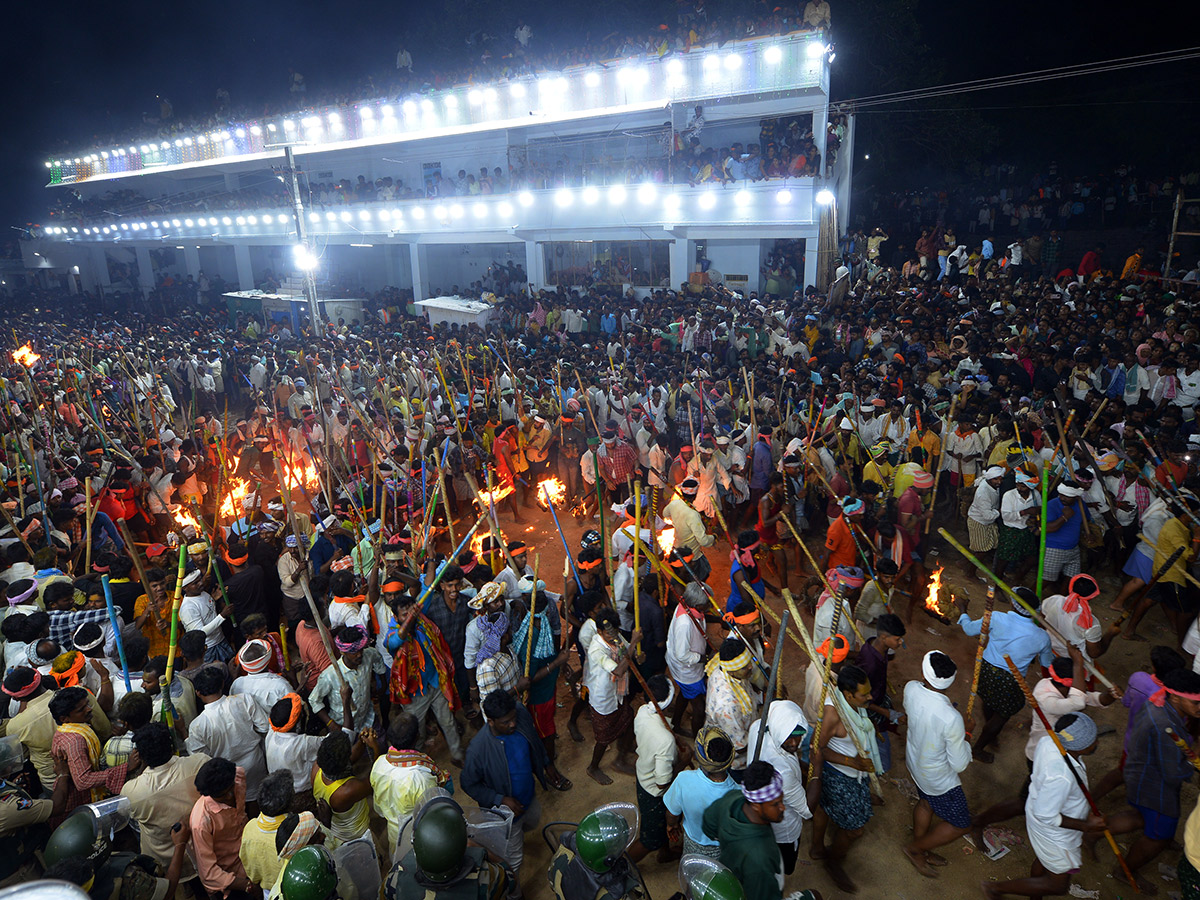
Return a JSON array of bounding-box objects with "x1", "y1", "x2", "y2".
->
[
  {"x1": 0, "y1": 735, "x2": 71, "y2": 880},
  {"x1": 41, "y1": 809, "x2": 190, "y2": 900},
  {"x1": 384, "y1": 796, "x2": 507, "y2": 900},
  {"x1": 547, "y1": 803, "x2": 648, "y2": 900}
]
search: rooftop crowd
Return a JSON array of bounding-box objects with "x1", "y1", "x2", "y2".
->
[{"x1": 5, "y1": 233, "x2": 1200, "y2": 900}]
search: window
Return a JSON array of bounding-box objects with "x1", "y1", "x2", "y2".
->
[{"x1": 544, "y1": 240, "x2": 669, "y2": 287}]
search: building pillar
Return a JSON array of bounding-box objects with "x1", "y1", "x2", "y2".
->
[
  {"x1": 669, "y1": 237, "x2": 692, "y2": 292},
  {"x1": 234, "y1": 244, "x2": 254, "y2": 291},
  {"x1": 89, "y1": 247, "x2": 112, "y2": 293},
  {"x1": 224, "y1": 172, "x2": 241, "y2": 193},
  {"x1": 803, "y1": 236, "x2": 818, "y2": 291},
  {"x1": 814, "y1": 101, "x2": 830, "y2": 174},
  {"x1": 135, "y1": 246, "x2": 155, "y2": 296},
  {"x1": 183, "y1": 245, "x2": 202, "y2": 280},
  {"x1": 409, "y1": 243, "x2": 427, "y2": 301},
  {"x1": 524, "y1": 240, "x2": 544, "y2": 291}
]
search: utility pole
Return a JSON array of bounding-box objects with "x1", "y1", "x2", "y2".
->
[{"x1": 283, "y1": 144, "x2": 318, "y2": 309}]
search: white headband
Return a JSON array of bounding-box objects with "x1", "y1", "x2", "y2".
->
[{"x1": 922, "y1": 651, "x2": 956, "y2": 690}]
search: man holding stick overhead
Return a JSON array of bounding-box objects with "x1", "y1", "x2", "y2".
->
[{"x1": 957, "y1": 585, "x2": 1053, "y2": 763}]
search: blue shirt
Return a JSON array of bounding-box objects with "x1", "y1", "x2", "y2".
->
[
  {"x1": 749, "y1": 439, "x2": 774, "y2": 490},
  {"x1": 958, "y1": 609, "x2": 1053, "y2": 672},
  {"x1": 663, "y1": 769, "x2": 737, "y2": 844},
  {"x1": 497, "y1": 732, "x2": 535, "y2": 807},
  {"x1": 601, "y1": 314, "x2": 617, "y2": 335},
  {"x1": 1044, "y1": 497, "x2": 1087, "y2": 550},
  {"x1": 727, "y1": 559, "x2": 765, "y2": 612}
]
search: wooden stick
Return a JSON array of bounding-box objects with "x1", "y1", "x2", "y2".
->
[
  {"x1": 751, "y1": 608, "x2": 789, "y2": 762},
  {"x1": 1002, "y1": 654, "x2": 1138, "y2": 891},
  {"x1": 965, "y1": 585, "x2": 995, "y2": 734}
]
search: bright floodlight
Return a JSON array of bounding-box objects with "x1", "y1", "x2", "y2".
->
[
  {"x1": 445, "y1": 95, "x2": 458, "y2": 109},
  {"x1": 340, "y1": 211, "x2": 352, "y2": 222},
  {"x1": 412, "y1": 206, "x2": 426, "y2": 220},
  {"x1": 518, "y1": 191, "x2": 534, "y2": 207},
  {"x1": 497, "y1": 201, "x2": 513, "y2": 218},
  {"x1": 807, "y1": 41, "x2": 826, "y2": 59},
  {"x1": 403, "y1": 100, "x2": 417, "y2": 115},
  {"x1": 816, "y1": 189, "x2": 836, "y2": 206},
  {"x1": 510, "y1": 83, "x2": 526, "y2": 98},
  {"x1": 637, "y1": 183, "x2": 657, "y2": 204},
  {"x1": 582, "y1": 186, "x2": 600, "y2": 205},
  {"x1": 421, "y1": 98, "x2": 434, "y2": 112},
  {"x1": 308, "y1": 212, "x2": 320, "y2": 223},
  {"x1": 294, "y1": 245, "x2": 318, "y2": 271},
  {"x1": 724, "y1": 54, "x2": 741, "y2": 70},
  {"x1": 472, "y1": 203, "x2": 487, "y2": 218},
  {"x1": 663, "y1": 193, "x2": 681, "y2": 210},
  {"x1": 468, "y1": 89, "x2": 483, "y2": 104},
  {"x1": 765, "y1": 45, "x2": 783, "y2": 64},
  {"x1": 359, "y1": 107, "x2": 373, "y2": 118},
  {"x1": 554, "y1": 189, "x2": 573, "y2": 208},
  {"x1": 734, "y1": 189, "x2": 751, "y2": 207},
  {"x1": 776, "y1": 189, "x2": 792, "y2": 204},
  {"x1": 585, "y1": 71, "x2": 601, "y2": 87},
  {"x1": 358, "y1": 210, "x2": 371, "y2": 221},
  {"x1": 250, "y1": 125, "x2": 262, "y2": 136},
  {"x1": 608, "y1": 185, "x2": 627, "y2": 205},
  {"x1": 698, "y1": 192, "x2": 716, "y2": 210},
  {"x1": 246, "y1": 216, "x2": 257, "y2": 225}
]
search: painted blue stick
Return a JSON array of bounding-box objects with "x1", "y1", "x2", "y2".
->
[
  {"x1": 101, "y1": 574, "x2": 133, "y2": 693},
  {"x1": 541, "y1": 483, "x2": 584, "y2": 593}
]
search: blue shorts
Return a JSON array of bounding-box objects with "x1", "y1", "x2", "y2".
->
[
  {"x1": 917, "y1": 784, "x2": 971, "y2": 829},
  {"x1": 1132, "y1": 803, "x2": 1179, "y2": 841},
  {"x1": 675, "y1": 678, "x2": 706, "y2": 699},
  {"x1": 1123, "y1": 548, "x2": 1153, "y2": 583}
]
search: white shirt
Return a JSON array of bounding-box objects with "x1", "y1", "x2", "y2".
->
[
  {"x1": 585, "y1": 633, "x2": 626, "y2": 715},
  {"x1": 309, "y1": 649, "x2": 386, "y2": 732},
  {"x1": 265, "y1": 729, "x2": 325, "y2": 792},
  {"x1": 179, "y1": 591, "x2": 226, "y2": 647},
  {"x1": 968, "y1": 479, "x2": 1001, "y2": 525},
  {"x1": 1040, "y1": 594, "x2": 1103, "y2": 660},
  {"x1": 1023, "y1": 677, "x2": 1104, "y2": 760},
  {"x1": 633, "y1": 701, "x2": 676, "y2": 796},
  {"x1": 231, "y1": 671, "x2": 294, "y2": 716},
  {"x1": 1001, "y1": 487, "x2": 1037, "y2": 529},
  {"x1": 1025, "y1": 736, "x2": 1090, "y2": 874},
  {"x1": 666, "y1": 607, "x2": 707, "y2": 685},
  {"x1": 902, "y1": 680, "x2": 972, "y2": 796},
  {"x1": 185, "y1": 694, "x2": 269, "y2": 800},
  {"x1": 812, "y1": 596, "x2": 856, "y2": 650}
]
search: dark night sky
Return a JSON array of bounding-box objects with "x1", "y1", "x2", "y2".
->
[{"x1": 3, "y1": 0, "x2": 1198, "y2": 232}]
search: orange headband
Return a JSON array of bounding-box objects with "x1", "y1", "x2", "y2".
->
[
  {"x1": 52, "y1": 652, "x2": 86, "y2": 687},
  {"x1": 382, "y1": 581, "x2": 405, "y2": 593},
  {"x1": 724, "y1": 609, "x2": 760, "y2": 626},
  {"x1": 270, "y1": 693, "x2": 303, "y2": 732},
  {"x1": 224, "y1": 549, "x2": 249, "y2": 566},
  {"x1": 577, "y1": 558, "x2": 603, "y2": 571},
  {"x1": 817, "y1": 635, "x2": 849, "y2": 664}
]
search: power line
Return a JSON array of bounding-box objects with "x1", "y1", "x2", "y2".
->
[{"x1": 845, "y1": 46, "x2": 1200, "y2": 109}]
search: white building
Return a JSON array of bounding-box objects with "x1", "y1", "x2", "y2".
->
[{"x1": 23, "y1": 31, "x2": 850, "y2": 302}]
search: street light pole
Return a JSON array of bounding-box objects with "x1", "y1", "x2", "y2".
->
[{"x1": 283, "y1": 144, "x2": 318, "y2": 309}]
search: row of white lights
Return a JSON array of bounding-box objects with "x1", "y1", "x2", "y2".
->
[
  {"x1": 45, "y1": 42, "x2": 827, "y2": 169},
  {"x1": 41, "y1": 186, "x2": 834, "y2": 236}
]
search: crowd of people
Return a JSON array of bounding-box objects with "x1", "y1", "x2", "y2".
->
[
  {"x1": 5, "y1": 239, "x2": 1200, "y2": 900},
  {"x1": 45, "y1": 108, "x2": 835, "y2": 230},
  {"x1": 44, "y1": 0, "x2": 833, "y2": 167}
]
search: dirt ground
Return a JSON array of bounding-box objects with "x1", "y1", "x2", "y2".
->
[{"x1": 428, "y1": 500, "x2": 1192, "y2": 900}]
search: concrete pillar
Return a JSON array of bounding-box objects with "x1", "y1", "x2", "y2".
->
[
  {"x1": 89, "y1": 247, "x2": 112, "y2": 293},
  {"x1": 409, "y1": 243, "x2": 427, "y2": 301},
  {"x1": 814, "y1": 101, "x2": 829, "y2": 174},
  {"x1": 524, "y1": 240, "x2": 544, "y2": 291},
  {"x1": 803, "y1": 236, "x2": 818, "y2": 292},
  {"x1": 234, "y1": 244, "x2": 254, "y2": 290},
  {"x1": 183, "y1": 246, "x2": 202, "y2": 280},
  {"x1": 669, "y1": 237, "x2": 692, "y2": 293},
  {"x1": 135, "y1": 247, "x2": 155, "y2": 296},
  {"x1": 836, "y1": 114, "x2": 856, "y2": 224},
  {"x1": 224, "y1": 172, "x2": 241, "y2": 193}
]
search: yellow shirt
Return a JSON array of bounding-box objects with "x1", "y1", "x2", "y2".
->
[
  {"x1": 240, "y1": 814, "x2": 287, "y2": 890},
  {"x1": 907, "y1": 429, "x2": 942, "y2": 469},
  {"x1": 369, "y1": 753, "x2": 438, "y2": 850},
  {"x1": 862, "y1": 459, "x2": 893, "y2": 490},
  {"x1": 312, "y1": 769, "x2": 371, "y2": 849},
  {"x1": 1154, "y1": 517, "x2": 1193, "y2": 586}
]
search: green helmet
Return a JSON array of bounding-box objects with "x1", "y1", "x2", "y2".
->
[
  {"x1": 44, "y1": 812, "x2": 109, "y2": 868},
  {"x1": 413, "y1": 797, "x2": 468, "y2": 883},
  {"x1": 679, "y1": 855, "x2": 745, "y2": 900},
  {"x1": 281, "y1": 846, "x2": 338, "y2": 900},
  {"x1": 575, "y1": 803, "x2": 639, "y2": 874}
]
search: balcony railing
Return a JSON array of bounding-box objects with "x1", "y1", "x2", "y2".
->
[
  {"x1": 44, "y1": 33, "x2": 830, "y2": 188},
  {"x1": 39, "y1": 178, "x2": 822, "y2": 242}
]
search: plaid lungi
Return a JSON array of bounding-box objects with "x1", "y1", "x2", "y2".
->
[
  {"x1": 976, "y1": 659, "x2": 1026, "y2": 719},
  {"x1": 996, "y1": 525, "x2": 1036, "y2": 563}
]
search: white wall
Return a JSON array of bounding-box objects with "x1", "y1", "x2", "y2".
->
[
  {"x1": 701, "y1": 238, "x2": 766, "y2": 295},
  {"x1": 423, "y1": 242, "x2": 524, "y2": 296}
]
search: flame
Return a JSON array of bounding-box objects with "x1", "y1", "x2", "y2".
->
[
  {"x1": 280, "y1": 458, "x2": 320, "y2": 495},
  {"x1": 657, "y1": 527, "x2": 675, "y2": 554},
  {"x1": 478, "y1": 484, "x2": 514, "y2": 507},
  {"x1": 12, "y1": 344, "x2": 40, "y2": 368},
  {"x1": 924, "y1": 566, "x2": 955, "y2": 617},
  {"x1": 536, "y1": 476, "x2": 566, "y2": 509},
  {"x1": 219, "y1": 479, "x2": 252, "y2": 518},
  {"x1": 172, "y1": 505, "x2": 202, "y2": 533}
]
